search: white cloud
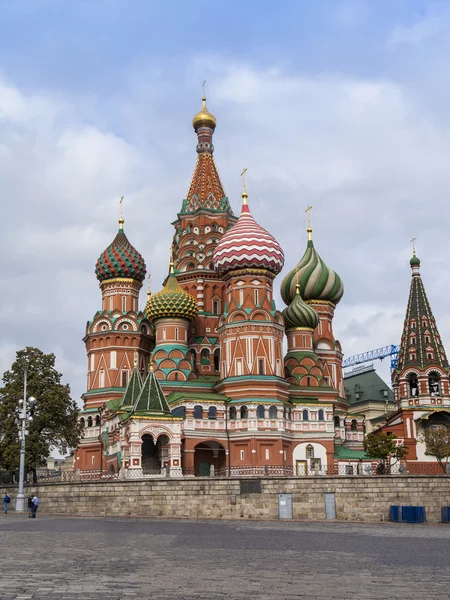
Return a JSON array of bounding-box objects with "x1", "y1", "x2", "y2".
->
[{"x1": 389, "y1": 9, "x2": 447, "y2": 47}]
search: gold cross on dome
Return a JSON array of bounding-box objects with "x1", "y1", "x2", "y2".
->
[
  {"x1": 410, "y1": 237, "x2": 417, "y2": 255},
  {"x1": 202, "y1": 80, "x2": 207, "y2": 97},
  {"x1": 147, "y1": 273, "x2": 151, "y2": 297},
  {"x1": 119, "y1": 196, "x2": 124, "y2": 218},
  {"x1": 305, "y1": 205, "x2": 313, "y2": 228},
  {"x1": 241, "y1": 168, "x2": 248, "y2": 194}
]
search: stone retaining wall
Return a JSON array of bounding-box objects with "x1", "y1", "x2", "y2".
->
[{"x1": 5, "y1": 476, "x2": 450, "y2": 522}]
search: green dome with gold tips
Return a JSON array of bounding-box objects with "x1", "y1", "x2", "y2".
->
[
  {"x1": 145, "y1": 266, "x2": 198, "y2": 322},
  {"x1": 283, "y1": 284, "x2": 319, "y2": 330},
  {"x1": 281, "y1": 228, "x2": 344, "y2": 306},
  {"x1": 410, "y1": 253, "x2": 420, "y2": 267}
]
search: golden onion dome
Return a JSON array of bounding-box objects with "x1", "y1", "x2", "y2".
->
[
  {"x1": 145, "y1": 266, "x2": 198, "y2": 322},
  {"x1": 192, "y1": 97, "x2": 217, "y2": 131}
]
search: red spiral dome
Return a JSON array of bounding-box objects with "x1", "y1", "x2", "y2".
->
[{"x1": 213, "y1": 193, "x2": 284, "y2": 276}]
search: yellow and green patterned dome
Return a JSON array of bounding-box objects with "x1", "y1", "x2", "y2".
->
[
  {"x1": 283, "y1": 283, "x2": 319, "y2": 330},
  {"x1": 145, "y1": 266, "x2": 198, "y2": 322}
]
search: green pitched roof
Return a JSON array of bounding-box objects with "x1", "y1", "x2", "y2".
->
[
  {"x1": 133, "y1": 369, "x2": 171, "y2": 415},
  {"x1": 344, "y1": 366, "x2": 393, "y2": 406},
  {"x1": 334, "y1": 446, "x2": 367, "y2": 460},
  {"x1": 167, "y1": 391, "x2": 229, "y2": 405},
  {"x1": 121, "y1": 368, "x2": 143, "y2": 408}
]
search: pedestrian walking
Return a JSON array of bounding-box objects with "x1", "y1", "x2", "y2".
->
[
  {"x1": 31, "y1": 494, "x2": 39, "y2": 518},
  {"x1": 27, "y1": 495, "x2": 34, "y2": 518},
  {"x1": 3, "y1": 492, "x2": 11, "y2": 514}
]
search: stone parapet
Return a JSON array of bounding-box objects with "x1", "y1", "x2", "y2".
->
[{"x1": 6, "y1": 476, "x2": 450, "y2": 523}]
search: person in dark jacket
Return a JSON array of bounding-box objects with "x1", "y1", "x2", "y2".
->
[
  {"x1": 27, "y1": 495, "x2": 34, "y2": 518},
  {"x1": 3, "y1": 492, "x2": 10, "y2": 514}
]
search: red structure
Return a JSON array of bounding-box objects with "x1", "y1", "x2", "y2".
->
[{"x1": 75, "y1": 97, "x2": 368, "y2": 477}]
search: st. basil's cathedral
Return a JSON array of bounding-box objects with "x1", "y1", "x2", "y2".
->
[{"x1": 74, "y1": 97, "x2": 450, "y2": 477}]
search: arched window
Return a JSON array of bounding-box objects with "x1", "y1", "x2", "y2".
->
[
  {"x1": 257, "y1": 405, "x2": 265, "y2": 419},
  {"x1": 407, "y1": 372, "x2": 419, "y2": 397},
  {"x1": 95, "y1": 415, "x2": 101, "y2": 427},
  {"x1": 87, "y1": 416, "x2": 93, "y2": 427},
  {"x1": 212, "y1": 300, "x2": 219, "y2": 315},
  {"x1": 425, "y1": 335, "x2": 430, "y2": 344},
  {"x1": 201, "y1": 348, "x2": 210, "y2": 364},
  {"x1": 213, "y1": 348, "x2": 220, "y2": 371},
  {"x1": 240, "y1": 406, "x2": 248, "y2": 419},
  {"x1": 334, "y1": 415, "x2": 340, "y2": 427},
  {"x1": 429, "y1": 371, "x2": 441, "y2": 397},
  {"x1": 229, "y1": 406, "x2": 236, "y2": 420},
  {"x1": 318, "y1": 409, "x2": 324, "y2": 421},
  {"x1": 302, "y1": 409, "x2": 309, "y2": 421},
  {"x1": 351, "y1": 419, "x2": 358, "y2": 431},
  {"x1": 208, "y1": 406, "x2": 217, "y2": 420},
  {"x1": 194, "y1": 405, "x2": 203, "y2": 419},
  {"x1": 80, "y1": 418, "x2": 85, "y2": 428},
  {"x1": 269, "y1": 405, "x2": 277, "y2": 419},
  {"x1": 306, "y1": 444, "x2": 314, "y2": 458}
]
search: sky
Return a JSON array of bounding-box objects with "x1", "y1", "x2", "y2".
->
[{"x1": 1, "y1": 0, "x2": 450, "y2": 401}]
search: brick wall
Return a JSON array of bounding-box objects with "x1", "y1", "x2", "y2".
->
[{"x1": 6, "y1": 476, "x2": 450, "y2": 523}]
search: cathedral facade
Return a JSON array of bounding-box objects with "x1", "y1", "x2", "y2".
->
[{"x1": 74, "y1": 97, "x2": 369, "y2": 477}]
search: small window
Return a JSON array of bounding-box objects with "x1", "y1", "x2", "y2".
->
[
  {"x1": 257, "y1": 405, "x2": 265, "y2": 419},
  {"x1": 99, "y1": 370, "x2": 105, "y2": 388},
  {"x1": 318, "y1": 409, "x2": 324, "y2": 421},
  {"x1": 163, "y1": 328, "x2": 166, "y2": 340},
  {"x1": 213, "y1": 300, "x2": 219, "y2": 315},
  {"x1": 306, "y1": 444, "x2": 314, "y2": 458},
  {"x1": 254, "y1": 289, "x2": 259, "y2": 305},
  {"x1": 240, "y1": 450, "x2": 244, "y2": 461},
  {"x1": 306, "y1": 377, "x2": 311, "y2": 386},
  {"x1": 334, "y1": 415, "x2": 340, "y2": 427},
  {"x1": 87, "y1": 416, "x2": 93, "y2": 427},
  {"x1": 122, "y1": 296, "x2": 126, "y2": 312},
  {"x1": 122, "y1": 371, "x2": 128, "y2": 387},
  {"x1": 302, "y1": 409, "x2": 309, "y2": 421},
  {"x1": 240, "y1": 406, "x2": 248, "y2": 419},
  {"x1": 269, "y1": 405, "x2": 277, "y2": 419},
  {"x1": 229, "y1": 407, "x2": 236, "y2": 420},
  {"x1": 258, "y1": 359, "x2": 265, "y2": 375},
  {"x1": 351, "y1": 419, "x2": 357, "y2": 431},
  {"x1": 265, "y1": 449, "x2": 270, "y2": 460},
  {"x1": 174, "y1": 372, "x2": 179, "y2": 381},
  {"x1": 208, "y1": 406, "x2": 217, "y2": 420},
  {"x1": 194, "y1": 405, "x2": 203, "y2": 419},
  {"x1": 95, "y1": 415, "x2": 100, "y2": 427},
  {"x1": 175, "y1": 328, "x2": 179, "y2": 340},
  {"x1": 92, "y1": 456, "x2": 95, "y2": 466},
  {"x1": 80, "y1": 418, "x2": 85, "y2": 427},
  {"x1": 425, "y1": 336, "x2": 430, "y2": 344}
]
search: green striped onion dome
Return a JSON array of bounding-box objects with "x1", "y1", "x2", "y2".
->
[
  {"x1": 283, "y1": 284, "x2": 319, "y2": 329},
  {"x1": 96, "y1": 224, "x2": 146, "y2": 283},
  {"x1": 281, "y1": 238, "x2": 344, "y2": 306},
  {"x1": 145, "y1": 268, "x2": 198, "y2": 321}
]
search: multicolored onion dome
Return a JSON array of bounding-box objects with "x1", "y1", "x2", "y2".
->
[
  {"x1": 96, "y1": 219, "x2": 146, "y2": 283},
  {"x1": 281, "y1": 229, "x2": 343, "y2": 306},
  {"x1": 283, "y1": 284, "x2": 319, "y2": 330},
  {"x1": 145, "y1": 267, "x2": 198, "y2": 322},
  {"x1": 192, "y1": 97, "x2": 217, "y2": 131},
  {"x1": 213, "y1": 193, "x2": 285, "y2": 276}
]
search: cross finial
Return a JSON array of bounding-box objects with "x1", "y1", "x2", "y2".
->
[
  {"x1": 169, "y1": 244, "x2": 175, "y2": 273},
  {"x1": 410, "y1": 237, "x2": 417, "y2": 256},
  {"x1": 305, "y1": 205, "x2": 313, "y2": 240},
  {"x1": 147, "y1": 273, "x2": 151, "y2": 297},
  {"x1": 202, "y1": 80, "x2": 207, "y2": 98},
  {"x1": 118, "y1": 196, "x2": 125, "y2": 229},
  {"x1": 241, "y1": 168, "x2": 248, "y2": 193}
]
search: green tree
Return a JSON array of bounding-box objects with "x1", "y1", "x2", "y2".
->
[
  {"x1": 421, "y1": 426, "x2": 450, "y2": 474},
  {"x1": 0, "y1": 347, "x2": 83, "y2": 481},
  {"x1": 364, "y1": 431, "x2": 408, "y2": 474}
]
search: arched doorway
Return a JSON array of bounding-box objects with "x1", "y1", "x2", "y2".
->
[
  {"x1": 141, "y1": 433, "x2": 171, "y2": 474},
  {"x1": 194, "y1": 441, "x2": 226, "y2": 476}
]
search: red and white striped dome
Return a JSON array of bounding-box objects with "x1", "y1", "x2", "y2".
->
[{"x1": 213, "y1": 194, "x2": 284, "y2": 276}]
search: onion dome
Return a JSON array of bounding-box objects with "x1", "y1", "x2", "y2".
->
[
  {"x1": 192, "y1": 97, "x2": 217, "y2": 131},
  {"x1": 281, "y1": 227, "x2": 343, "y2": 306},
  {"x1": 145, "y1": 261, "x2": 198, "y2": 322},
  {"x1": 96, "y1": 217, "x2": 146, "y2": 283},
  {"x1": 410, "y1": 253, "x2": 420, "y2": 267},
  {"x1": 213, "y1": 191, "x2": 285, "y2": 276},
  {"x1": 283, "y1": 283, "x2": 319, "y2": 330}
]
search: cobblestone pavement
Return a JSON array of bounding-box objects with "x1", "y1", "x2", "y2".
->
[{"x1": 1, "y1": 514, "x2": 450, "y2": 600}]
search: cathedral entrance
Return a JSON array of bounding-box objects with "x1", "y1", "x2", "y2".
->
[
  {"x1": 194, "y1": 441, "x2": 226, "y2": 476},
  {"x1": 141, "y1": 434, "x2": 170, "y2": 474}
]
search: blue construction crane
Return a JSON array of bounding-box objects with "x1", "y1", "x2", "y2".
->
[{"x1": 342, "y1": 344, "x2": 400, "y2": 373}]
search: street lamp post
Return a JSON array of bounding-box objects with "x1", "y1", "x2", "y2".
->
[{"x1": 15, "y1": 360, "x2": 36, "y2": 512}]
